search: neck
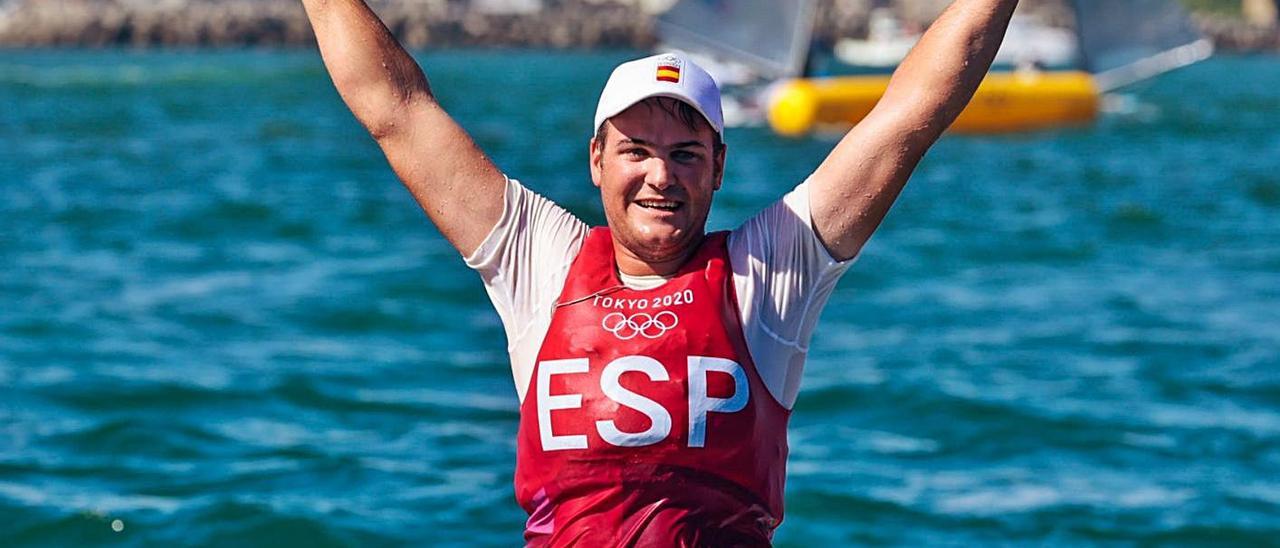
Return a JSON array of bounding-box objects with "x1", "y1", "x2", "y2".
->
[{"x1": 613, "y1": 234, "x2": 704, "y2": 278}]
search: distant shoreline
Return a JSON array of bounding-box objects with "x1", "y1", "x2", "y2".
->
[{"x1": 0, "y1": 1, "x2": 1276, "y2": 52}]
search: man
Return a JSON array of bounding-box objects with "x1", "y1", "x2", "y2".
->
[{"x1": 301, "y1": 0, "x2": 1018, "y2": 544}]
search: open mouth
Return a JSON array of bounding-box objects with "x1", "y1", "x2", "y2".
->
[{"x1": 635, "y1": 199, "x2": 682, "y2": 212}]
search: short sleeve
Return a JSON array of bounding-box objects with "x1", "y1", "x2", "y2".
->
[
  {"x1": 728, "y1": 179, "x2": 856, "y2": 409},
  {"x1": 466, "y1": 177, "x2": 589, "y2": 400}
]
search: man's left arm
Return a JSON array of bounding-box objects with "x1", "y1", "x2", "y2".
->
[{"x1": 807, "y1": 0, "x2": 1019, "y2": 261}]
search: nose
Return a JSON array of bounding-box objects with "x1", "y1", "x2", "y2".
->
[{"x1": 644, "y1": 157, "x2": 672, "y2": 190}]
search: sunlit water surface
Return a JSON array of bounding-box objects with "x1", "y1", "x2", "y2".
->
[{"x1": 2, "y1": 50, "x2": 1279, "y2": 546}]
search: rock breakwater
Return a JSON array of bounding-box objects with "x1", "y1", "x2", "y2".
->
[
  {"x1": 0, "y1": 0, "x2": 654, "y2": 48},
  {"x1": 0, "y1": 0, "x2": 1275, "y2": 51}
]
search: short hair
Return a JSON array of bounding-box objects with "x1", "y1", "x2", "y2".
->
[{"x1": 593, "y1": 97, "x2": 725, "y2": 156}]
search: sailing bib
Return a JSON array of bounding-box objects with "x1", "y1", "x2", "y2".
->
[{"x1": 515, "y1": 228, "x2": 790, "y2": 546}]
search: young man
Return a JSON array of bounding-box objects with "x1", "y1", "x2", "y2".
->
[{"x1": 301, "y1": 0, "x2": 1019, "y2": 544}]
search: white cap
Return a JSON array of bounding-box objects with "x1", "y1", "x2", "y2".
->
[{"x1": 593, "y1": 52, "x2": 724, "y2": 138}]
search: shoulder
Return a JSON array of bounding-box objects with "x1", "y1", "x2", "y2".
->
[
  {"x1": 465, "y1": 176, "x2": 589, "y2": 274},
  {"x1": 728, "y1": 179, "x2": 851, "y2": 271}
]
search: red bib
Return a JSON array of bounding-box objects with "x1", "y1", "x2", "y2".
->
[{"x1": 515, "y1": 228, "x2": 790, "y2": 546}]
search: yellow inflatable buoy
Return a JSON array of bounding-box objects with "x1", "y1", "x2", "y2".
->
[{"x1": 767, "y1": 70, "x2": 1101, "y2": 136}]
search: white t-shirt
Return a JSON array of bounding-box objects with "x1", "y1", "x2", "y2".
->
[{"x1": 465, "y1": 177, "x2": 854, "y2": 410}]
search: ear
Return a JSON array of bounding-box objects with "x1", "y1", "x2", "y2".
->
[
  {"x1": 589, "y1": 135, "x2": 604, "y2": 188},
  {"x1": 712, "y1": 143, "x2": 727, "y2": 191}
]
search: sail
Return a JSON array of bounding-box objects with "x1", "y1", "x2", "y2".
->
[
  {"x1": 656, "y1": 0, "x2": 817, "y2": 80},
  {"x1": 1072, "y1": 0, "x2": 1214, "y2": 91}
]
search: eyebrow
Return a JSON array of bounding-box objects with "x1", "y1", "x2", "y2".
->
[{"x1": 619, "y1": 138, "x2": 708, "y2": 150}]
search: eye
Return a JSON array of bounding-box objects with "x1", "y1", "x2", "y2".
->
[
  {"x1": 621, "y1": 148, "x2": 648, "y2": 159},
  {"x1": 672, "y1": 150, "x2": 703, "y2": 164}
]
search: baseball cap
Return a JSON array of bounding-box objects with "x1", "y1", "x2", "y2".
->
[{"x1": 593, "y1": 52, "x2": 724, "y2": 139}]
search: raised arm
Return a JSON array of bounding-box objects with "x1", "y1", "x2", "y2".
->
[
  {"x1": 807, "y1": 0, "x2": 1018, "y2": 261},
  {"x1": 301, "y1": 0, "x2": 505, "y2": 257}
]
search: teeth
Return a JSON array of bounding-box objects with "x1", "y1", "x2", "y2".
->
[{"x1": 638, "y1": 200, "x2": 680, "y2": 211}]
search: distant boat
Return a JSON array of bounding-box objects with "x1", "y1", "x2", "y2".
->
[
  {"x1": 1070, "y1": 0, "x2": 1214, "y2": 92},
  {"x1": 832, "y1": 8, "x2": 922, "y2": 69},
  {"x1": 835, "y1": 10, "x2": 1078, "y2": 70},
  {"x1": 655, "y1": 0, "x2": 1213, "y2": 136},
  {"x1": 654, "y1": 0, "x2": 817, "y2": 127},
  {"x1": 656, "y1": 0, "x2": 815, "y2": 83}
]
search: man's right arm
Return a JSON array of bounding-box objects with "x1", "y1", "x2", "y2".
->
[{"x1": 301, "y1": 0, "x2": 505, "y2": 257}]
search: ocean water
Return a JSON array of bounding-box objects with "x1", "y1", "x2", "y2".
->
[{"x1": 2, "y1": 49, "x2": 1279, "y2": 546}]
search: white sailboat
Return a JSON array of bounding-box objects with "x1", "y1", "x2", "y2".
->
[
  {"x1": 832, "y1": 8, "x2": 922, "y2": 69},
  {"x1": 836, "y1": 11, "x2": 1079, "y2": 72},
  {"x1": 654, "y1": 0, "x2": 817, "y2": 127},
  {"x1": 655, "y1": 0, "x2": 816, "y2": 82},
  {"x1": 1071, "y1": 0, "x2": 1214, "y2": 92},
  {"x1": 655, "y1": 0, "x2": 1214, "y2": 135}
]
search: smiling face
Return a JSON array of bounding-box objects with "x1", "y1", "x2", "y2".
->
[{"x1": 590, "y1": 98, "x2": 726, "y2": 276}]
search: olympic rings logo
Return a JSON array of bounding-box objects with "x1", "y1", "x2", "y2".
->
[{"x1": 601, "y1": 311, "x2": 679, "y2": 340}]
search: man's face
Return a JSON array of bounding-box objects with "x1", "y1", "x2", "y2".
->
[{"x1": 589, "y1": 99, "x2": 726, "y2": 266}]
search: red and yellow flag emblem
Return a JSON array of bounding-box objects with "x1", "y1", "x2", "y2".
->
[{"x1": 656, "y1": 63, "x2": 681, "y2": 83}]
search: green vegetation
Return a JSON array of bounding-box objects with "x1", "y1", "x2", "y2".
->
[{"x1": 1179, "y1": 0, "x2": 1244, "y2": 16}]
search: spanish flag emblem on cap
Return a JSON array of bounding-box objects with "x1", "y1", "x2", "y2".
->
[{"x1": 656, "y1": 57, "x2": 682, "y2": 83}]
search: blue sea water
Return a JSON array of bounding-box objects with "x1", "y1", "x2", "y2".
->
[{"x1": 2, "y1": 49, "x2": 1279, "y2": 546}]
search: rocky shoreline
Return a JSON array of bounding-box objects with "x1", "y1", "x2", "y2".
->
[
  {"x1": 0, "y1": 0, "x2": 1276, "y2": 51},
  {"x1": 1196, "y1": 13, "x2": 1280, "y2": 51}
]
